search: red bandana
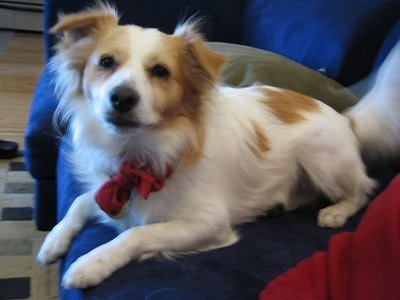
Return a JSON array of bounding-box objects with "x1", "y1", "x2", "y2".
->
[{"x1": 95, "y1": 160, "x2": 171, "y2": 218}]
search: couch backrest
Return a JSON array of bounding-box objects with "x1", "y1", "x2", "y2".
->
[
  {"x1": 43, "y1": 0, "x2": 248, "y2": 61},
  {"x1": 43, "y1": 0, "x2": 400, "y2": 86},
  {"x1": 242, "y1": 0, "x2": 400, "y2": 85}
]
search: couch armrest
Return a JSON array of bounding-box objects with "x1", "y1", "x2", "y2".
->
[
  {"x1": 24, "y1": 66, "x2": 59, "y2": 230},
  {"x1": 24, "y1": 66, "x2": 59, "y2": 180}
]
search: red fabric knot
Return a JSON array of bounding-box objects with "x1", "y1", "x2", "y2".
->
[{"x1": 95, "y1": 160, "x2": 172, "y2": 218}]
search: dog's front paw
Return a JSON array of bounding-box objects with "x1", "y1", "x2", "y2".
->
[
  {"x1": 62, "y1": 250, "x2": 115, "y2": 289},
  {"x1": 37, "y1": 223, "x2": 74, "y2": 265},
  {"x1": 317, "y1": 206, "x2": 348, "y2": 228}
]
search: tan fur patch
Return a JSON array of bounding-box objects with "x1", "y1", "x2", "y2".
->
[
  {"x1": 181, "y1": 123, "x2": 205, "y2": 167},
  {"x1": 144, "y1": 34, "x2": 208, "y2": 167},
  {"x1": 189, "y1": 39, "x2": 225, "y2": 82},
  {"x1": 248, "y1": 120, "x2": 270, "y2": 157},
  {"x1": 50, "y1": 5, "x2": 118, "y2": 39},
  {"x1": 259, "y1": 87, "x2": 320, "y2": 123}
]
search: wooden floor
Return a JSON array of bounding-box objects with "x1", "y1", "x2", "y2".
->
[{"x1": 0, "y1": 31, "x2": 44, "y2": 149}]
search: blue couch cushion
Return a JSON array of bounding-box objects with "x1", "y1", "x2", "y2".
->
[{"x1": 242, "y1": 0, "x2": 400, "y2": 85}]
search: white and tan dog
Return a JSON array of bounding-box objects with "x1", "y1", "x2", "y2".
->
[{"x1": 37, "y1": 4, "x2": 400, "y2": 289}]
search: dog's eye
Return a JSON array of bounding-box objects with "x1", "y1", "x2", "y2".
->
[
  {"x1": 150, "y1": 64, "x2": 170, "y2": 79},
  {"x1": 99, "y1": 56, "x2": 116, "y2": 69}
]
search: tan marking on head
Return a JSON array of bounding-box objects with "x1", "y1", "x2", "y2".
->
[
  {"x1": 143, "y1": 32, "x2": 210, "y2": 167},
  {"x1": 50, "y1": 4, "x2": 119, "y2": 48},
  {"x1": 174, "y1": 20, "x2": 225, "y2": 83},
  {"x1": 83, "y1": 27, "x2": 132, "y2": 81},
  {"x1": 248, "y1": 121, "x2": 271, "y2": 157},
  {"x1": 259, "y1": 87, "x2": 321, "y2": 123},
  {"x1": 167, "y1": 26, "x2": 225, "y2": 166},
  {"x1": 143, "y1": 25, "x2": 226, "y2": 168},
  {"x1": 50, "y1": 4, "x2": 120, "y2": 96},
  {"x1": 189, "y1": 39, "x2": 225, "y2": 82},
  {"x1": 143, "y1": 35, "x2": 188, "y2": 124}
]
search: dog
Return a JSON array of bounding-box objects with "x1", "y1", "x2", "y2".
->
[{"x1": 37, "y1": 4, "x2": 400, "y2": 289}]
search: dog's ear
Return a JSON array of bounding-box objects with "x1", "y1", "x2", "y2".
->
[
  {"x1": 50, "y1": 3, "x2": 119, "y2": 44},
  {"x1": 174, "y1": 21, "x2": 225, "y2": 82}
]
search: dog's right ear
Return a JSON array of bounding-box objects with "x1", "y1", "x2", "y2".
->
[
  {"x1": 50, "y1": 4, "x2": 119, "y2": 43},
  {"x1": 174, "y1": 20, "x2": 225, "y2": 83}
]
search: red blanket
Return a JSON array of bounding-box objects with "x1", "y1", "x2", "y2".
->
[{"x1": 260, "y1": 174, "x2": 400, "y2": 300}]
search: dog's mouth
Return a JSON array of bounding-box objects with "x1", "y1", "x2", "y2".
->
[
  {"x1": 104, "y1": 113, "x2": 155, "y2": 134},
  {"x1": 106, "y1": 114, "x2": 140, "y2": 128}
]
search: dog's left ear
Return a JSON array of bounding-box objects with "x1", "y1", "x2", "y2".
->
[{"x1": 174, "y1": 21, "x2": 225, "y2": 82}]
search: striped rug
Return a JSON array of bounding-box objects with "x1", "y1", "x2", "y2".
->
[{"x1": 0, "y1": 157, "x2": 58, "y2": 300}]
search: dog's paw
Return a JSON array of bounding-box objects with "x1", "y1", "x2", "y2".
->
[
  {"x1": 62, "y1": 251, "x2": 114, "y2": 289},
  {"x1": 317, "y1": 206, "x2": 348, "y2": 228},
  {"x1": 36, "y1": 223, "x2": 73, "y2": 265}
]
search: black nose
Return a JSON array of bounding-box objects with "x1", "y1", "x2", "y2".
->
[{"x1": 109, "y1": 86, "x2": 140, "y2": 113}]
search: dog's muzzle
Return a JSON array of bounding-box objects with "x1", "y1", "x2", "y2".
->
[{"x1": 105, "y1": 86, "x2": 141, "y2": 128}]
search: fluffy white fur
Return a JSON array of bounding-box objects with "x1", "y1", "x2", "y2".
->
[{"x1": 37, "y1": 5, "x2": 400, "y2": 289}]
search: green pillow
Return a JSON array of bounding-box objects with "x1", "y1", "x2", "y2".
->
[{"x1": 208, "y1": 42, "x2": 357, "y2": 112}]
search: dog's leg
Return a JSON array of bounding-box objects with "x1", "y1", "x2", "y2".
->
[
  {"x1": 62, "y1": 215, "x2": 236, "y2": 289},
  {"x1": 37, "y1": 192, "x2": 97, "y2": 265},
  {"x1": 297, "y1": 139, "x2": 375, "y2": 228},
  {"x1": 314, "y1": 168, "x2": 374, "y2": 228},
  {"x1": 314, "y1": 161, "x2": 374, "y2": 228},
  {"x1": 317, "y1": 195, "x2": 367, "y2": 228}
]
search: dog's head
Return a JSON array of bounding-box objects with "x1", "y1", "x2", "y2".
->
[{"x1": 51, "y1": 3, "x2": 225, "y2": 135}]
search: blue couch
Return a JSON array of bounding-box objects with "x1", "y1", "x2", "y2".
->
[{"x1": 25, "y1": 0, "x2": 400, "y2": 299}]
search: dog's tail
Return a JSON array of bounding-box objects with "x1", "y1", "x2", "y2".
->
[{"x1": 345, "y1": 40, "x2": 400, "y2": 159}]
